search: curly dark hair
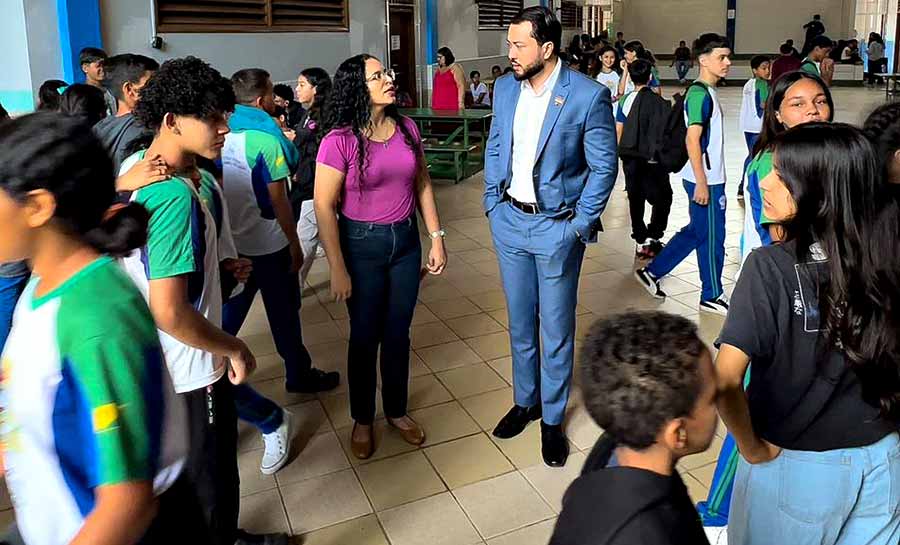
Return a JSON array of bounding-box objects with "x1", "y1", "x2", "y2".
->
[
  {"x1": 134, "y1": 56, "x2": 235, "y2": 132},
  {"x1": 579, "y1": 312, "x2": 706, "y2": 450},
  {"x1": 322, "y1": 54, "x2": 421, "y2": 189}
]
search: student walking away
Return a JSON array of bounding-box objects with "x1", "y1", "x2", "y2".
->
[
  {"x1": 469, "y1": 70, "x2": 491, "y2": 108},
  {"x1": 671, "y1": 40, "x2": 693, "y2": 84},
  {"x1": 94, "y1": 54, "x2": 159, "y2": 174},
  {"x1": 58, "y1": 84, "x2": 108, "y2": 127},
  {"x1": 801, "y1": 14, "x2": 826, "y2": 55},
  {"x1": 292, "y1": 67, "x2": 332, "y2": 289},
  {"x1": 594, "y1": 46, "x2": 622, "y2": 100},
  {"x1": 636, "y1": 33, "x2": 731, "y2": 316},
  {"x1": 800, "y1": 35, "x2": 835, "y2": 86},
  {"x1": 550, "y1": 312, "x2": 715, "y2": 545},
  {"x1": 36, "y1": 79, "x2": 68, "y2": 111},
  {"x1": 867, "y1": 33, "x2": 887, "y2": 86},
  {"x1": 484, "y1": 6, "x2": 617, "y2": 468},
  {"x1": 316, "y1": 54, "x2": 447, "y2": 460},
  {"x1": 0, "y1": 113, "x2": 210, "y2": 545},
  {"x1": 78, "y1": 47, "x2": 118, "y2": 116},
  {"x1": 123, "y1": 56, "x2": 291, "y2": 545},
  {"x1": 616, "y1": 59, "x2": 673, "y2": 260},
  {"x1": 770, "y1": 43, "x2": 802, "y2": 83},
  {"x1": 738, "y1": 56, "x2": 771, "y2": 201},
  {"x1": 618, "y1": 40, "x2": 662, "y2": 96},
  {"x1": 717, "y1": 123, "x2": 900, "y2": 545}
]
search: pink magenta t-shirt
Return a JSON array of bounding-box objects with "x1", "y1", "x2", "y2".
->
[{"x1": 317, "y1": 116, "x2": 422, "y2": 224}]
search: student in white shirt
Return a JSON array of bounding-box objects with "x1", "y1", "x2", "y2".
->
[
  {"x1": 594, "y1": 46, "x2": 622, "y2": 100},
  {"x1": 738, "y1": 55, "x2": 771, "y2": 200},
  {"x1": 469, "y1": 70, "x2": 491, "y2": 108}
]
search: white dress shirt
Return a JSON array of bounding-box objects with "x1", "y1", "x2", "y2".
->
[{"x1": 507, "y1": 58, "x2": 562, "y2": 204}]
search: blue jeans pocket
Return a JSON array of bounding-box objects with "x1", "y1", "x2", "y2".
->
[{"x1": 778, "y1": 449, "x2": 853, "y2": 524}]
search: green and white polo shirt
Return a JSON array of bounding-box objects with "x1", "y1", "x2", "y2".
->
[{"x1": 679, "y1": 81, "x2": 726, "y2": 185}]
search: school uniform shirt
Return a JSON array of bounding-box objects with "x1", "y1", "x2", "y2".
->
[
  {"x1": 221, "y1": 129, "x2": 291, "y2": 257},
  {"x1": 718, "y1": 241, "x2": 897, "y2": 451},
  {"x1": 740, "y1": 151, "x2": 774, "y2": 264},
  {"x1": 623, "y1": 71, "x2": 660, "y2": 95},
  {"x1": 614, "y1": 91, "x2": 638, "y2": 123},
  {"x1": 679, "y1": 82, "x2": 726, "y2": 185},
  {"x1": 0, "y1": 257, "x2": 186, "y2": 545},
  {"x1": 800, "y1": 58, "x2": 821, "y2": 76},
  {"x1": 739, "y1": 78, "x2": 769, "y2": 134},
  {"x1": 120, "y1": 151, "x2": 227, "y2": 394},
  {"x1": 470, "y1": 82, "x2": 491, "y2": 106},
  {"x1": 596, "y1": 70, "x2": 621, "y2": 99}
]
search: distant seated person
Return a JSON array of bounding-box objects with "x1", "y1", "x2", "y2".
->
[
  {"x1": 491, "y1": 65, "x2": 503, "y2": 81},
  {"x1": 549, "y1": 312, "x2": 716, "y2": 545},
  {"x1": 469, "y1": 70, "x2": 490, "y2": 109},
  {"x1": 841, "y1": 39, "x2": 862, "y2": 64}
]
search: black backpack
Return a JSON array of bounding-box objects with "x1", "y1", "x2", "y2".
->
[
  {"x1": 656, "y1": 82, "x2": 712, "y2": 173},
  {"x1": 618, "y1": 88, "x2": 672, "y2": 162}
]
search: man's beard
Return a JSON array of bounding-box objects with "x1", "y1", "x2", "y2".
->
[{"x1": 514, "y1": 58, "x2": 545, "y2": 81}]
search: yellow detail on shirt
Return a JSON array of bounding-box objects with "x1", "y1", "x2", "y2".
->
[{"x1": 93, "y1": 403, "x2": 119, "y2": 432}]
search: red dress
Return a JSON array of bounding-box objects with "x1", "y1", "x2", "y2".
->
[{"x1": 432, "y1": 67, "x2": 460, "y2": 110}]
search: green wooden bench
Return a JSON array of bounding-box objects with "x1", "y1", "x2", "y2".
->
[{"x1": 423, "y1": 141, "x2": 477, "y2": 183}]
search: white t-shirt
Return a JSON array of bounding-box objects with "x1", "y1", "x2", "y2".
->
[
  {"x1": 470, "y1": 82, "x2": 490, "y2": 106},
  {"x1": 739, "y1": 78, "x2": 767, "y2": 134},
  {"x1": 596, "y1": 70, "x2": 621, "y2": 99},
  {"x1": 614, "y1": 91, "x2": 639, "y2": 123},
  {"x1": 679, "y1": 82, "x2": 726, "y2": 185}
]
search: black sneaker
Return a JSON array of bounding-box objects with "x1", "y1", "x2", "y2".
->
[
  {"x1": 644, "y1": 239, "x2": 665, "y2": 259},
  {"x1": 287, "y1": 368, "x2": 340, "y2": 394},
  {"x1": 699, "y1": 296, "x2": 730, "y2": 316},
  {"x1": 635, "y1": 267, "x2": 667, "y2": 299}
]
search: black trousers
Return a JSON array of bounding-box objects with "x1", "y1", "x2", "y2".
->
[
  {"x1": 622, "y1": 158, "x2": 673, "y2": 243},
  {"x1": 181, "y1": 375, "x2": 240, "y2": 545},
  {"x1": 137, "y1": 477, "x2": 212, "y2": 545}
]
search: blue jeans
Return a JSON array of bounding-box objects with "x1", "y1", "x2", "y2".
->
[
  {"x1": 341, "y1": 215, "x2": 421, "y2": 425},
  {"x1": 740, "y1": 132, "x2": 759, "y2": 191},
  {"x1": 0, "y1": 273, "x2": 29, "y2": 353},
  {"x1": 490, "y1": 202, "x2": 586, "y2": 425},
  {"x1": 647, "y1": 181, "x2": 726, "y2": 302},
  {"x1": 675, "y1": 60, "x2": 691, "y2": 81},
  {"x1": 729, "y1": 433, "x2": 900, "y2": 545}
]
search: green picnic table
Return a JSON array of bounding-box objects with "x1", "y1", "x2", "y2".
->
[{"x1": 400, "y1": 108, "x2": 494, "y2": 182}]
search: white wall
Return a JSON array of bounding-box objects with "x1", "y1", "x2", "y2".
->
[
  {"x1": 622, "y1": 0, "x2": 726, "y2": 54},
  {"x1": 99, "y1": 0, "x2": 385, "y2": 82}
]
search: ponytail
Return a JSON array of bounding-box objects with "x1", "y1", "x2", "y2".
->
[{"x1": 85, "y1": 203, "x2": 150, "y2": 258}]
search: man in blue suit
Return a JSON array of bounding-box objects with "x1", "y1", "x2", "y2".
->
[{"x1": 484, "y1": 6, "x2": 617, "y2": 467}]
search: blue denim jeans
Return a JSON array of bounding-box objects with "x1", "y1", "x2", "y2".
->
[
  {"x1": 0, "y1": 273, "x2": 29, "y2": 353},
  {"x1": 341, "y1": 215, "x2": 421, "y2": 425},
  {"x1": 675, "y1": 60, "x2": 691, "y2": 81},
  {"x1": 729, "y1": 433, "x2": 900, "y2": 545}
]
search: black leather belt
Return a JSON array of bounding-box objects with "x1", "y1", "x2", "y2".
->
[{"x1": 505, "y1": 193, "x2": 539, "y2": 214}]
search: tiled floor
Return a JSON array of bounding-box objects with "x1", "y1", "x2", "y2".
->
[{"x1": 0, "y1": 86, "x2": 884, "y2": 543}]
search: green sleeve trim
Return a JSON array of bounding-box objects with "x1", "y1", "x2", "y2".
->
[{"x1": 134, "y1": 181, "x2": 197, "y2": 280}]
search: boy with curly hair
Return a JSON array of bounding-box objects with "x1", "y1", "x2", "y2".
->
[{"x1": 550, "y1": 312, "x2": 717, "y2": 545}]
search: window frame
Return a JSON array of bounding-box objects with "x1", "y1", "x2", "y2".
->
[
  {"x1": 477, "y1": 0, "x2": 525, "y2": 31},
  {"x1": 155, "y1": 0, "x2": 350, "y2": 34}
]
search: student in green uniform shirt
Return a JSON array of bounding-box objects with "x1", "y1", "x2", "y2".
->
[
  {"x1": 0, "y1": 114, "x2": 202, "y2": 545},
  {"x1": 800, "y1": 35, "x2": 835, "y2": 86}
]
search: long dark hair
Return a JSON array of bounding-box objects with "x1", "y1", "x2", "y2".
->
[
  {"x1": 0, "y1": 113, "x2": 149, "y2": 257},
  {"x1": 623, "y1": 40, "x2": 649, "y2": 61},
  {"x1": 770, "y1": 122, "x2": 900, "y2": 419},
  {"x1": 38, "y1": 79, "x2": 68, "y2": 111},
  {"x1": 753, "y1": 71, "x2": 833, "y2": 157},
  {"x1": 863, "y1": 102, "x2": 900, "y2": 183},
  {"x1": 591, "y1": 46, "x2": 621, "y2": 77},
  {"x1": 59, "y1": 84, "x2": 108, "y2": 127},
  {"x1": 300, "y1": 67, "x2": 332, "y2": 134},
  {"x1": 322, "y1": 54, "x2": 421, "y2": 189}
]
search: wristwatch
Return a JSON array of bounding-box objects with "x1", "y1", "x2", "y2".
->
[{"x1": 429, "y1": 229, "x2": 446, "y2": 240}]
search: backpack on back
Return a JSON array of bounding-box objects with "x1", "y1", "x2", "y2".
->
[
  {"x1": 618, "y1": 88, "x2": 672, "y2": 162},
  {"x1": 656, "y1": 82, "x2": 712, "y2": 173}
]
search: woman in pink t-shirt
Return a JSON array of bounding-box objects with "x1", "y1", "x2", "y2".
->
[{"x1": 315, "y1": 54, "x2": 448, "y2": 460}]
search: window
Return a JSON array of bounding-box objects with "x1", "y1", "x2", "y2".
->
[
  {"x1": 155, "y1": 0, "x2": 349, "y2": 33},
  {"x1": 560, "y1": 1, "x2": 580, "y2": 29},
  {"x1": 477, "y1": 0, "x2": 524, "y2": 30}
]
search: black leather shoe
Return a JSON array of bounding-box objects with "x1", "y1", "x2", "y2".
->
[
  {"x1": 541, "y1": 422, "x2": 569, "y2": 467},
  {"x1": 286, "y1": 368, "x2": 340, "y2": 394},
  {"x1": 492, "y1": 404, "x2": 542, "y2": 439}
]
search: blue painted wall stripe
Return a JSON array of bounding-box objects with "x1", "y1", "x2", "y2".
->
[
  {"x1": 57, "y1": 0, "x2": 103, "y2": 83},
  {"x1": 726, "y1": 0, "x2": 736, "y2": 50},
  {"x1": 424, "y1": 0, "x2": 437, "y2": 63}
]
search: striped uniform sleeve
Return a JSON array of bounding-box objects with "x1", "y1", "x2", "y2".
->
[
  {"x1": 248, "y1": 131, "x2": 291, "y2": 185},
  {"x1": 134, "y1": 181, "x2": 198, "y2": 280},
  {"x1": 685, "y1": 85, "x2": 712, "y2": 127},
  {"x1": 615, "y1": 94, "x2": 629, "y2": 124}
]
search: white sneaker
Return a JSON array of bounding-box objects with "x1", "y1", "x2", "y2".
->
[
  {"x1": 260, "y1": 410, "x2": 295, "y2": 475},
  {"x1": 699, "y1": 296, "x2": 730, "y2": 316}
]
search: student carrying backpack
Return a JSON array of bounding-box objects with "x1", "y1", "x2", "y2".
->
[{"x1": 656, "y1": 82, "x2": 712, "y2": 173}]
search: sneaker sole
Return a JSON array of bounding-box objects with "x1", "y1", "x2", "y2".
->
[
  {"x1": 699, "y1": 304, "x2": 728, "y2": 316},
  {"x1": 260, "y1": 412, "x2": 297, "y2": 475},
  {"x1": 634, "y1": 270, "x2": 666, "y2": 300}
]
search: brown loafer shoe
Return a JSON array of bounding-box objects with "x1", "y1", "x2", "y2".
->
[
  {"x1": 350, "y1": 423, "x2": 374, "y2": 460},
  {"x1": 388, "y1": 416, "x2": 426, "y2": 446}
]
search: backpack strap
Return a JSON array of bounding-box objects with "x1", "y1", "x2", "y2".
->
[{"x1": 685, "y1": 82, "x2": 714, "y2": 171}]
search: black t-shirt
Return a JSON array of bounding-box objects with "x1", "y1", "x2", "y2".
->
[
  {"x1": 717, "y1": 241, "x2": 896, "y2": 451},
  {"x1": 674, "y1": 47, "x2": 692, "y2": 61}
]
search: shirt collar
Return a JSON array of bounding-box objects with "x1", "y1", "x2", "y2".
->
[{"x1": 521, "y1": 57, "x2": 562, "y2": 98}]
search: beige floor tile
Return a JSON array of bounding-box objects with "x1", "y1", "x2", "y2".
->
[
  {"x1": 379, "y1": 492, "x2": 482, "y2": 545},
  {"x1": 301, "y1": 301, "x2": 334, "y2": 325},
  {"x1": 251, "y1": 377, "x2": 316, "y2": 409},
  {"x1": 453, "y1": 472, "x2": 555, "y2": 540},
  {"x1": 275, "y1": 431, "x2": 351, "y2": 486},
  {"x1": 416, "y1": 340, "x2": 483, "y2": 373},
  {"x1": 437, "y1": 363, "x2": 508, "y2": 399},
  {"x1": 564, "y1": 405, "x2": 604, "y2": 451},
  {"x1": 323, "y1": 301, "x2": 349, "y2": 320},
  {"x1": 356, "y1": 451, "x2": 447, "y2": 511},
  {"x1": 242, "y1": 332, "x2": 278, "y2": 358},
  {"x1": 684, "y1": 472, "x2": 710, "y2": 505},
  {"x1": 486, "y1": 356, "x2": 513, "y2": 385},
  {"x1": 490, "y1": 423, "x2": 545, "y2": 469},
  {"x1": 488, "y1": 309, "x2": 509, "y2": 328},
  {"x1": 456, "y1": 248, "x2": 497, "y2": 264},
  {"x1": 679, "y1": 434, "x2": 725, "y2": 471},
  {"x1": 307, "y1": 339, "x2": 349, "y2": 368},
  {"x1": 690, "y1": 462, "x2": 717, "y2": 489},
  {"x1": 299, "y1": 514, "x2": 389, "y2": 545},
  {"x1": 578, "y1": 270, "x2": 629, "y2": 292},
  {"x1": 0, "y1": 509, "x2": 13, "y2": 528},
  {"x1": 291, "y1": 399, "x2": 334, "y2": 436},
  {"x1": 444, "y1": 312, "x2": 507, "y2": 339},
  {"x1": 303, "y1": 320, "x2": 345, "y2": 346},
  {"x1": 409, "y1": 401, "x2": 481, "y2": 447},
  {"x1": 411, "y1": 321, "x2": 460, "y2": 349},
  {"x1": 459, "y1": 387, "x2": 514, "y2": 431},
  {"x1": 488, "y1": 519, "x2": 557, "y2": 545},
  {"x1": 418, "y1": 281, "x2": 465, "y2": 303},
  {"x1": 409, "y1": 351, "x2": 431, "y2": 377},
  {"x1": 238, "y1": 489, "x2": 290, "y2": 535},
  {"x1": 239, "y1": 448, "x2": 277, "y2": 497},
  {"x1": 238, "y1": 418, "x2": 261, "y2": 453},
  {"x1": 336, "y1": 420, "x2": 419, "y2": 465},
  {"x1": 426, "y1": 297, "x2": 483, "y2": 320},
  {"x1": 411, "y1": 303, "x2": 441, "y2": 325},
  {"x1": 464, "y1": 331, "x2": 511, "y2": 361},
  {"x1": 281, "y1": 469, "x2": 372, "y2": 534},
  {"x1": 408, "y1": 374, "x2": 454, "y2": 410},
  {"x1": 469, "y1": 290, "x2": 508, "y2": 312},
  {"x1": 520, "y1": 452, "x2": 587, "y2": 513},
  {"x1": 249, "y1": 352, "x2": 286, "y2": 383},
  {"x1": 320, "y1": 392, "x2": 383, "y2": 430},
  {"x1": 425, "y1": 434, "x2": 515, "y2": 489}
]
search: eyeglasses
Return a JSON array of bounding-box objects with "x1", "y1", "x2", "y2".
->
[{"x1": 366, "y1": 69, "x2": 396, "y2": 83}]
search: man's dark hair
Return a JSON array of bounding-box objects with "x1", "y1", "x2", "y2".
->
[
  {"x1": 580, "y1": 312, "x2": 706, "y2": 450},
  {"x1": 79, "y1": 47, "x2": 107, "y2": 66},
  {"x1": 617, "y1": 32, "x2": 623, "y2": 37},
  {"x1": 780, "y1": 43, "x2": 794, "y2": 55},
  {"x1": 58, "y1": 84, "x2": 108, "y2": 127},
  {"x1": 811, "y1": 35, "x2": 833, "y2": 50},
  {"x1": 102, "y1": 54, "x2": 159, "y2": 102},
  {"x1": 750, "y1": 55, "x2": 770, "y2": 70},
  {"x1": 679, "y1": 40, "x2": 686, "y2": 46},
  {"x1": 491, "y1": 65, "x2": 501, "y2": 73},
  {"x1": 470, "y1": 70, "x2": 480, "y2": 79},
  {"x1": 231, "y1": 68, "x2": 272, "y2": 105},
  {"x1": 134, "y1": 56, "x2": 235, "y2": 132},
  {"x1": 813, "y1": 14, "x2": 821, "y2": 20},
  {"x1": 628, "y1": 59, "x2": 652, "y2": 85},
  {"x1": 787, "y1": 39, "x2": 794, "y2": 46},
  {"x1": 693, "y1": 33, "x2": 730, "y2": 57},
  {"x1": 273, "y1": 83, "x2": 294, "y2": 102},
  {"x1": 510, "y1": 6, "x2": 562, "y2": 58}
]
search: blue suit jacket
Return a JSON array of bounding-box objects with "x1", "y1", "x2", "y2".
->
[{"x1": 482, "y1": 63, "x2": 618, "y2": 242}]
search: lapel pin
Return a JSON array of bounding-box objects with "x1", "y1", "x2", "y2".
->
[{"x1": 554, "y1": 96, "x2": 565, "y2": 107}]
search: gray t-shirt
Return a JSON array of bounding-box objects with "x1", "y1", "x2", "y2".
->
[{"x1": 93, "y1": 113, "x2": 152, "y2": 175}]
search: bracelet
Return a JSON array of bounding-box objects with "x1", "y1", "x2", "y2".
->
[{"x1": 429, "y1": 229, "x2": 446, "y2": 240}]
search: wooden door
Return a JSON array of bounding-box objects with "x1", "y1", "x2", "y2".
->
[{"x1": 389, "y1": 3, "x2": 418, "y2": 107}]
